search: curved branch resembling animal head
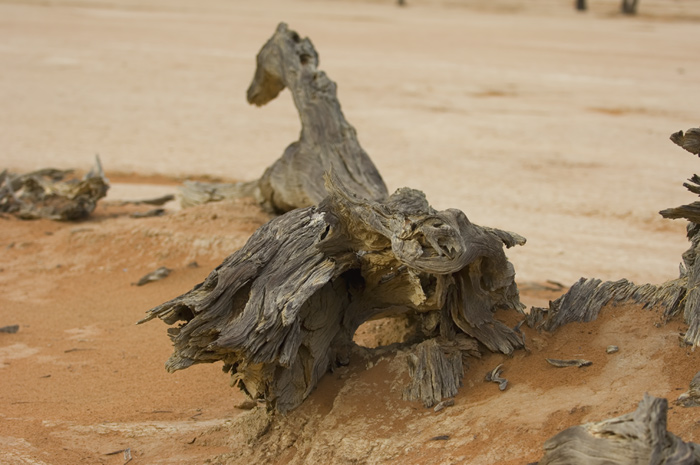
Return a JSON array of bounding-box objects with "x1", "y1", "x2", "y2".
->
[{"x1": 246, "y1": 22, "x2": 320, "y2": 106}]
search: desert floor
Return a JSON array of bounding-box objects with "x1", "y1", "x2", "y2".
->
[{"x1": 1, "y1": 0, "x2": 700, "y2": 464}]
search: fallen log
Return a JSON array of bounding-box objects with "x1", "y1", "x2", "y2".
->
[
  {"x1": 141, "y1": 175, "x2": 525, "y2": 412},
  {"x1": 0, "y1": 157, "x2": 109, "y2": 221},
  {"x1": 537, "y1": 394, "x2": 700, "y2": 465},
  {"x1": 180, "y1": 23, "x2": 388, "y2": 213}
]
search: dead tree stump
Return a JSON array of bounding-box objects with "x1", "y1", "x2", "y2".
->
[{"x1": 141, "y1": 176, "x2": 525, "y2": 412}]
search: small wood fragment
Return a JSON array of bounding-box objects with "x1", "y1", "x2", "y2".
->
[
  {"x1": 433, "y1": 399, "x2": 455, "y2": 412},
  {"x1": 64, "y1": 348, "x2": 94, "y2": 353},
  {"x1": 179, "y1": 23, "x2": 388, "y2": 213},
  {"x1": 545, "y1": 358, "x2": 592, "y2": 368},
  {"x1": 120, "y1": 194, "x2": 175, "y2": 206},
  {"x1": 135, "y1": 267, "x2": 172, "y2": 286},
  {"x1": 404, "y1": 339, "x2": 464, "y2": 408},
  {"x1": 484, "y1": 363, "x2": 508, "y2": 391},
  {"x1": 430, "y1": 435, "x2": 450, "y2": 441},
  {"x1": 143, "y1": 176, "x2": 525, "y2": 412}
]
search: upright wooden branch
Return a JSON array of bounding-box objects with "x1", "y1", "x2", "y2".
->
[
  {"x1": 179, "y1": 23, "x2": 388, "y2": 213},
  {"x1": 538, "y1": 394, "x2": 700, "y2": 464},
  {"x1": 248, "y1": 23, "x2": 388, "y2": 212},
  {"x1": 141, "y1": 176, "x2": 525, "y2": 412}
]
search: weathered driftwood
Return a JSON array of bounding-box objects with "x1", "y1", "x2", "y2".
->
[
  {"x1": 0, "y1": 325, "x2": 19, "y2": 334},
  {"x1": 249, "y1": 23, "x2": 388, "y2": 212},
  {"x1": 141, "y1": 176, "x2": 525, "y2": 412},
  {"x1": 484, "y1": 363, "x2": 508, "y2": 391},
  {"x1": 130, "y1": 208, "x2": 166, "y2": 218},
  {"x1": 527, "y1": 128, "x2": 700, "y2": 348},
  {"x1": 606, "y1": 345, "x2": 619, "y2": 354},
  {"x1": 0, "y1": 157, "x2": 109, "y2": 220},
  {"x1": 135, "y1": 267, "x2": 172, "y2": 286},
  {"x1": 179, "y1": 23, "x2": 388, "y2": 213},
  {"x1": 403, "y1": 335, "x2": 481, "y2": 407},
  {"x1": 537, "y1": 394, "x2": 700, "y2": 465},
  {"x1": 118, "y1": 194, "x2": 175, "y2": 207},
  {"x1": 526, "y1": 277, "x2": 685, "y2": 330}
]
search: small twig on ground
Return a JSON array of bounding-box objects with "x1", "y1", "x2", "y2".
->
[
  {"x1": 134, "y1": 267, "x2": 172, "y2": 286},
  {"x1": 130, "y1": 208, "x2": 166, "y2": 218},
  {"x1": 546, "y1": 358, "x2": 592, "y2": 368}
]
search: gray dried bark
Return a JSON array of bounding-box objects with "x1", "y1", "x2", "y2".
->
[
  {"x1": 141, "y1": 176, "x2": 525, "y2": 412},
  {"x1": 538, "y1": 394, "x2": 700, "y2": 465},
  {"x1": 526, "y1": 128, "x2": 700, "y2": 348},
  {"x1": 180, "y1": 23, "x2": 388, "y2": 213},
  {"x1": 0, "y1": 157, "x2": 109, "y2": 220}
]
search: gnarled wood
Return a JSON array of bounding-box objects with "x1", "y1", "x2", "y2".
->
[
  {"x1": 248, "y1": 23, "x2": 387, "y2": 212},
  {"x1": 179, "y1": 23, "x2": 388, "y2": 213},
  {"x1": 141, "y1": 176, "x2": 525, "y2": 412},
  {"x1": 538, "y1": 394, "x2": 700, "y2": 465},
  {"x1": 0, "y1": 157, "x2": 109, "y2": 221},
  {"x1": 526, "y1": 277, "x2": 685, "y2": 333},
  {"x1": 402, "y1": 335, "x2": 480, "y2": 407}
]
